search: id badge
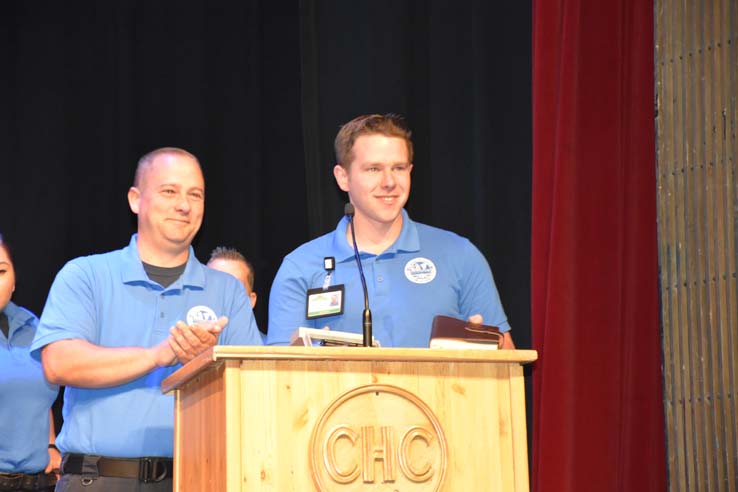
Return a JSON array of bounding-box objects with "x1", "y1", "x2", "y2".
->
[{"x1": 306, "y1": 284, "x2": 344, "y2": 319}]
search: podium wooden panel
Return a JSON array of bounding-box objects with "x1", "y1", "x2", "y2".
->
[{"x1": 162, "y1": 346, "x2": 537, "y2": 492}]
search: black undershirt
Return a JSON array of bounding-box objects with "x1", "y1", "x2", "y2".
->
[
  {"x1": 0, "y1": 311, "x2": 9, "y2": 339},
  {"x1": 142, "y1": 262, "x2": 187, "y2": 288}
]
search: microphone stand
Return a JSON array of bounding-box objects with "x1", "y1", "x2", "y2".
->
[{"x1": 345, "y1": 203, "x2": 373, "y2": 347}]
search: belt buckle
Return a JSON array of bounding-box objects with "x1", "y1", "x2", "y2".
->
[{"x1": 138, "y1": 458, "x2": 168, "y2": 483}]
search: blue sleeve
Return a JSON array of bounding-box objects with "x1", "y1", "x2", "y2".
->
[
  {"x1": 218, "y1": 277, "x2": 263, "y2": 346},
  {"x1": 266, "y1": 257, "x2": 309, "y2": 345},
  {"x1": 457, "y1": 240, "x2": 511, "y2": 333},
  {"x1": 30, "y1": 259, "x2": 98, "y2": 358}
]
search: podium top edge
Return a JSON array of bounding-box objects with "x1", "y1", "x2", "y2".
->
[
  {"x1": 210, "y1": 345, "x2": 538, "y2": 362},
  {"x1": 162, "y1": 346, "x2": 537, "y2": 393}
]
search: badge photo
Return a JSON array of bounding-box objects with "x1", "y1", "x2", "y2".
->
[{"x1": 305, "y1": 285, "x2": 345, "y2": 319}]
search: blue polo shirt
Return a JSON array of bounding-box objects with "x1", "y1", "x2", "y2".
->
[
  {"x1": 0, "y1": 302, "x2": 59, "y2": 473},
  {"x1": 267, "y1": 209, "x2": 510, "y2": 347},
  {"x1": 30, "y1": 235, "x2": 262, "y2": 458}
]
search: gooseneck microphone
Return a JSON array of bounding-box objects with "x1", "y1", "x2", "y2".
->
[{"x1": 344, "y1": 203, "x2": 373, "y2": 347}]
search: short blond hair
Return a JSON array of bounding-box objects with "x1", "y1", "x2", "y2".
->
[{"x1": 133, "y1": 147, "x2": 200, "y2": 187}]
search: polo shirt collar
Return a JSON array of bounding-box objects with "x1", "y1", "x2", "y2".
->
[
  {"x1": 331, "y1": 209, "x2": 420, "y2": 262},
  {"x1": 3, "y1": 301, "x2": 34, "y2": 338},
  {"x1": 120, "y1": 234, "x2": 206, "y2": 289},
  {"x1": 391, "y1": 209, "x2": 421, "y2": 254},
  {"x1": 332, "y1": 217, "x2": 357, "y2": 262}
]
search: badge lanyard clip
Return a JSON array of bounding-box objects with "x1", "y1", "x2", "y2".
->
[{"x1": 322, "y1": 256, "x2": 335, "y2": 290}]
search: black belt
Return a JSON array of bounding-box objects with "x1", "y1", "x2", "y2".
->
[
  {"x1": 0, "y1": 471, "x2": 55, "y2": 491},
  {"x1": 61, "y1": 454, "x2": 173, "y2": 483}
]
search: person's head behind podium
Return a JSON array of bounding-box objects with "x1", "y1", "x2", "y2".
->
[
  {"x1": 332, "y1": 114, "x2": 414, "y2": 238},
  {"x1": 208, "y1": 247, "x2": 257, "y2": 309}
]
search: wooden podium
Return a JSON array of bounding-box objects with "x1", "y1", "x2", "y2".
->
[{"x1": 162, "y1": 346, "x2": 537, "y2": 492}]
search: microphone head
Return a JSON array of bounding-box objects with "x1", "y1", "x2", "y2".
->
[{"x1": 344, "y1": 203, "x2": 355, "y2": 217}]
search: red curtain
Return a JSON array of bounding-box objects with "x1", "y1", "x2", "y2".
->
[{"x1": 531, "y1": 0, "x2": 666, "y2": 490}]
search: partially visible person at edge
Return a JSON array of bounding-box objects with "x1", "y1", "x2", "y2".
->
[
  {"x1": 0, "y1": 233, "x2": 60, "y2": 492},
  {"x1": 267, "y1": 114, "x2": 515, "y2": 349},
  {"x1": 207, "y1": 247, "x2": 258, "y2": 309},
  {"x1": 30, "y1": 147, "x2": 263, "y2": 492}
]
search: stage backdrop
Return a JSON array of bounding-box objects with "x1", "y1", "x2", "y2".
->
[
  {"x1": 532, "y1": 0, "x2": 666, "y2": 490},
  {"x1": 0, "y1": 1, "x2": 531, "y2": 349}
]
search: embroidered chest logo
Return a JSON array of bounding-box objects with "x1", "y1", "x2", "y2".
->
[
  {"x1": 186, "y1": 305, "x2": 218, "y2": 325},
  {"x1": 404, "y1": 257, "x2": 437, "y2": 284}
]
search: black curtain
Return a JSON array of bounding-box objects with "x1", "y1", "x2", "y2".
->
[{"x1": 1, "y1": 1, "x2": 532, "y2": 430}]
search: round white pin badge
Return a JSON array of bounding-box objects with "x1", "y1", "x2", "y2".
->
[
  {"x1": 186, "y1": 305, "x2": 218, "y2": 325},
  {"x1": 404, "y1": 257, "x2": 437, "y2": 284}
]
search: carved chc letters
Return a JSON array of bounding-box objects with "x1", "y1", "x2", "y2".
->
[{"x1": 309, "y1": 384, "x2": 448, "y2": 491}]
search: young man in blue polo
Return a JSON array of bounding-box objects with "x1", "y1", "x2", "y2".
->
[
  {"x1": 31, "y1": 147, "x2": 262, "y2": 491},
  {"x1": 267, "y1": 114, "x2": 515, "y2": 349}
]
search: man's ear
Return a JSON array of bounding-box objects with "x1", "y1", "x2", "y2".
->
[
  {"x1": 128, "y1": 187, "x2": 141, "y2": 214},
  {"x1": 333, "y1": 164, "x2": 349, "y2": 192}
]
